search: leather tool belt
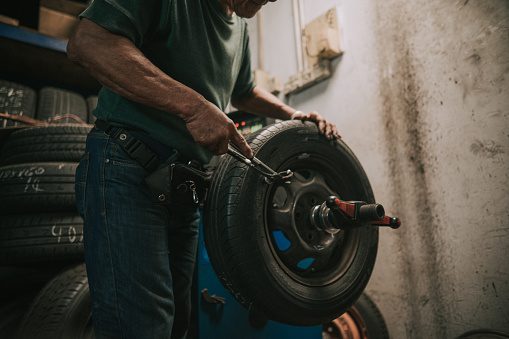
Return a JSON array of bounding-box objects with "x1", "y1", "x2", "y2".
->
[{"x1": 95, "y1": 120, "x2": 211, "y2": 212}]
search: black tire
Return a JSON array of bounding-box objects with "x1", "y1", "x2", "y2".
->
[
  {"x1": 0, "y1": 213, "x2": 84, "y2": 264},
  {"x1": 36, "y1": 87, "x2": 88, "y2": 124},
  {"x1": 16, "y1": 263, "x2": 94, "y2": 339},
  {"x1": 203, "y1": 120, "x2": 379, "y2": 326},
  {"x1": 0, "y1": 80, "x2": 37, "y2": 127},
  {"x1": 0, "y1": 124, "x2": 92, "y2": 165},
  {"x1": 322, "y1": 293, "x2": 390, "y2": 339},
  {"x1": 354, "y1": 294, "x2": 390, "y2": 339},
  {"x1": 455, "y1": 330, "x2": 509, "y2": 339},
  {"x1": 0, "y1": 124, "x2": 91, "y2": 165},
  {"x1": 86, "y1": 95, "x2": 98, "y2": 124},
  {"x1": 0, "y1": 293, "x2": 39, "y2": 338},
  {"x1": 0, "y1": 162, "x2": 77, "y2": 214},
  {"x1": 0, "y1": 265, "x2": 65, "y2": 338}
]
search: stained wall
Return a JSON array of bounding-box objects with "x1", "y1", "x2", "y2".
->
[{"x1": 249, "y1": 1, "x2": 509, "y2": 337}]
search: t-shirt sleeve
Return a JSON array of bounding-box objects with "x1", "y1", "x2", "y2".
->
[
  {"x1": 231, "y1": 26, "x2": 256, "y2": 100},
  {"x1": 80, "y1": 0, "x2": 168, "y2": 47}
]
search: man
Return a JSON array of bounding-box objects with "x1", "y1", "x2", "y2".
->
[{"x1": 68, "y1": 0, "x2": 339, "y2": 337}]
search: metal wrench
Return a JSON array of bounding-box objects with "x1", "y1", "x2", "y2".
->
[{"x1": 227, "y1": 145, "x2": 293, "y2": 184}]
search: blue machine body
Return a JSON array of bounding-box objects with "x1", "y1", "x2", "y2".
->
[{"x1": 196, "y1": 218, "x2": 322, "y2": 339}]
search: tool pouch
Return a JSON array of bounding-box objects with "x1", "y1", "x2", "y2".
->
[{"x1": 145, "y1": 162, "x2": 212, "y2": 214}]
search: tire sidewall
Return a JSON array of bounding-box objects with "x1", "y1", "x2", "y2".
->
[
  {"x1": 16, "y1": 263, "x2": 93, "y2": 339},
  {"x1": 205, "y1": 121, "x2": 379, "y2": 325},
  {"x1": 243, "y1": 123, "x2": 377, "y2": 313}
]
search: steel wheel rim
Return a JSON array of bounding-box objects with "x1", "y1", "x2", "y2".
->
[
  {"x1": 264, "y1": 153, "x2": 361, "y2": 286},
  {"x1": 322, "y1": 306, "x2": 368, "y2": 339}
]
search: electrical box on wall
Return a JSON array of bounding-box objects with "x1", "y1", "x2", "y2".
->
[
  {"x1": 304, "y1": 7, "x2": 343, "y2": 68},
  {"x1": 284, "y1": 6, "x2": 343, "y2": 95},
  {"x1": 253, "y1": 69, "x2": 281, "y2": 95}
]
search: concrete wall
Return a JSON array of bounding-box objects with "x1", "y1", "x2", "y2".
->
[{"x1": 248, "y1": 1, "x2": 509, "y2": 338}]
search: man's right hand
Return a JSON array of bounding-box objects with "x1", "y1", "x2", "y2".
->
[{"x1": 184, "y1": 102, "x2": 253, "y2": 158}]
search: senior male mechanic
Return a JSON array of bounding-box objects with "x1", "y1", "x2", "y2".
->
[{"x1": 67, "y1": 0, "x2": 340, "y2": 338}]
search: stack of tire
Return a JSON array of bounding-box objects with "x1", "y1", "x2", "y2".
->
[
  {"x1": 0, "y1": 81, "x2": 37, "y2": 128},
  {"x1": 1, "y1": 80, "x2": 392, "y2": 338},
  {"x1": 0, "y1": 124, "x2": 89, "y2": 264},
  {"x1": 0, "y1": 81, "x2": 96, "y2": 338},
  {"x1": 0, "y1": 81, "x2": 97, "y2": 127}
]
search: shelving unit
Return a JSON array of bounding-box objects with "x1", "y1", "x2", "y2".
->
[
  {"x1": 0, "y1": 22, "x2": 67, "y2": 52},
  {"x1": 0, "y1": 23, "x2": 100, "y2": 95}
]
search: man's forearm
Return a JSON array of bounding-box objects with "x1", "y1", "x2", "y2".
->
[
  {"x1": 67, "y1": 18, "x2": 254, "y2": 157},
  {"x1": 231, "y1": 85, "x2": 296, "y2": 120},
  {"x1": 67, "y1": 18, "x2": 208, "y2": 121}
]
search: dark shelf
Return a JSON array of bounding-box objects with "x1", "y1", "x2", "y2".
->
[
  {"x1": 0, "y1": 23, "x2": 67, "y2": 53},
  {"x1": 0, "y1": 23, "x2": 100, "y2": 95}
]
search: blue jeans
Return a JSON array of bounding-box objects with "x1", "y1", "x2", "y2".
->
[{"x1": 76, "y1": 127, "x2": 200, "y2": 339}]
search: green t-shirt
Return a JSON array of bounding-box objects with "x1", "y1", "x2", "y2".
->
[{"x1": 81, "y1": 0, "x2": 255, "y2": 163}]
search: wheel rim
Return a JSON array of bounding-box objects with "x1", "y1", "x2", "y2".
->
[
  {"x1": 264, "y1": 153, "x2": 361, "y2": 286},
  {"x1": 322, "y1": 306, "x2": 368, "y2": 339}
]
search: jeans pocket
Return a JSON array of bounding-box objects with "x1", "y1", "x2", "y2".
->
[{"x1": 75, "y1": 152, "x2": 90, "y2": 218}]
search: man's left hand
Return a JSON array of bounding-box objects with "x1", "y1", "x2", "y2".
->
[{"x1": 291, "y1": 111, "x2": 341, "y2": 140}]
